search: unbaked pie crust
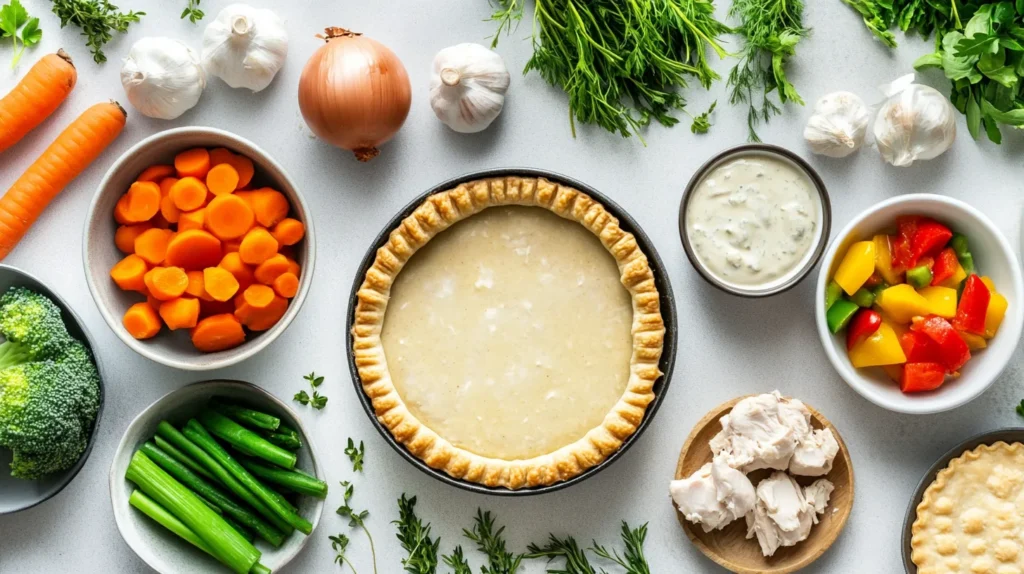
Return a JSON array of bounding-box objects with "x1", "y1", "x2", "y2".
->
[
  {"x1": 351, "y1": 177, "x2": 665, "y2": 489},
  {"x1": 911, "y1": 441, "x2": 1024, "y2": 574}
]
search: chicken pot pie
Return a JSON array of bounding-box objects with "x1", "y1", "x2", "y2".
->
[
  {"x1": 350, "y1": 177, "x2": 665, "y2": 489},
  {"x1": 911, "y1": 441, "x2": 1024, "y2": 573}
]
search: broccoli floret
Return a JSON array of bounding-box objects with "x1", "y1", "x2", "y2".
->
[{"x1": 0, "y1": 287, "x2": 100, "y2": 480}]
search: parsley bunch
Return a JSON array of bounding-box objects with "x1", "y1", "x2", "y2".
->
[
  {"x1": 51, "y1": 0, "x2": 144, "y2": 63},
  {"x1": 1, "y1": 0, "x2": 41, "y2": 68}
]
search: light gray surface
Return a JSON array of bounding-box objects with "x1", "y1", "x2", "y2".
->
[{"x1": 1, "y1": 1, "x2": 1022, "y2": 573}]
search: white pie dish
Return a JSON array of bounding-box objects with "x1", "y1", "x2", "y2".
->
[{"x1": 814, "y1": 194, "x2": 1024, "y2": 414}]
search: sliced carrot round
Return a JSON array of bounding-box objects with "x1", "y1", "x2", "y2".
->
[
  {"x1": 174, "y1": 148, "x2": 211, "y2": 178},
  {"x1": 170, "y1": 177, "x2": 209, "y2": 212},
  {"x1": 159, "y1": 297, "x2": 200, "y2": 330},
  {"x1": 250, "y1": 189, "x2": 290, "y2": 227},
  {"x1": 185, "y1": 270, "x2": 213, "y2": 301},
  {"x1": 178, "y1": 208, "x2": 206, "y2": 232},
  {"x1": 229, "y1": 154, "x2": 255, "y2": 188},
  {"x1": 123, "y1": 302, "x2": 162, "y2": 339},
  {"x1": 134, "y1": 228, "x2": 174, "y2": 265},
  {"x1": 206, "y1": 163, "x2": 240, "y2": 196},
  {"x1": 137, "y1": 164, "x2": 175, "y2": 183},
  {"x1": 253, "y1": 254, "x2": 289, "y2": 285},
  {"x1": 165, "y1": 229, "x2": 222, "y2": 270},
  {"x1": 243, "y1": 284, "x2": 275, "y2": 309},
  {"x1": 191, "y1": 314, "x2": 246, "y2": 352},
  {"x1": 159, "y1": 176, "x2": 179, "y2": 196},
  {"x1": 238, "y1": 227, "x2": 278, "y2": 265},
  {"x1": 235, "y1": 295, "x2": 288, "y2": 331},
  {"x1": 218, "y1": 252, "x2": 255, "y2": 291},
  {"x1": 209, "y1": 147, "x2": 235, "y2": 167},
  {"x1": 115, "y1": 222, "x2": 153, "y2": 254},
  {"x1": 206, "y1": 194, "x2": 255, "y2": 240},
  {"x1": 124, "y1": 181, "x2": 162, "y2": 222},
  {"x1": 110, "y1": 254, "x2": 148, "y2": 292},
  {"x1": 204, "y1": 267, "x2": 240, "y2": 302},
  {"x1": 144, "y1": 266, "x2": 189, "y2": 301},
  {"x1": 270, "y1": 218, "x2": 304, "y2": 246},
  {"x1": 272, "y1": 272, "x2": 299, "y2": 298}
]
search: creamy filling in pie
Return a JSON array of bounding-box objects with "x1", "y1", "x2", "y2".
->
[{"x1": 380, "y1": 206, "x2": 633, "y2": 460}]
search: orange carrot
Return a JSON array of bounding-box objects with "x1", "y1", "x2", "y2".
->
[
  {"x1": 218, "y1": 252, "x2": 255, "y2": 290},
  {"x1": 229, "y1": 155, "x2": 255, "y2": 188},
  {"x1": 253, "y1": 254, "x2": 289, "y2": 285},
  {"x1": 159, "y1": 297, "x2": 200, "y2": 330},
  {"x1": 126, "y1": 181, "x2": 161, "y2": 222},
  {"x1": 144, "y1": 266, "x2": 189, "y2": 300},
  {"x1": 185, "y1": 270, "x2": 214, "y2": 301},
  {"x1": 160, "y1": 194, "x2": 181, "y2": 223},
  {"x1": 0, "y1": 50, "x2": 77, "y2": 154},
  {"x1": 223, "y1": 239, "x2": 241, "y2": 253},
  {"x1": 191, "y1": 314, "x2": 246, "y2": 352},
  {"x1": 209, "y1": 148, "x2": 235, "y2": 167},
  {"x1": 115, "y1": 222, "x2": 153, "y2": 254},
  {"x1": 284, "y1": 257, "x2": 300, "y2": 277},
  {"x1": 249, "y1": 189, "x2": 290, "y2": 227},
  {"x1": 110, "y1": 254, "x2": 148, "y2": 292},
  {"x1": 0, "y1": 101, "x2": 126, "y2": 260},
  {"x1": 169, "y1": 177, "x2": 208, "y2": 212},
  {"x1": 235, "y1": 295, "x2": 288, "y2": 331},
  {"x1": 174, "y1": 148, "x2": 211, "y2": 179},
  {"x1": 137, "y1": 164, "x2": 175, "y2": 183},
  {"x1": 159, "y1": 177, "x2": 179, "y2": 196},
  {"x1": 164, "y1": 229, "x2": 222, "y2": 270},
  {"x1": 123, "y1": 302, "x2": 162, "y2": 339},
  {"x1": 134, "y1": 228, "x2": 173, "y2": 265},
  {"x1": 206, "y1": 163, "x2": 240, "y2": 196},
  {"x1": 270, "y1": 218, "x2": 304, "y2": 246},
  {"x1": 205, "y1": 194, "x2": 254, "y2": 240},
  {"x1": 273, "y1": 272, "x2": 299, "y2": 298},
  {"x1": 203, "y1": 267, "x2": 240, "y2": 302},
  {"x1": 242, "y1": 284, "x2": 275, "y2": 309},
  {"x1": 238, "y1": 227, "x2": 278, "y2": 265},
  {"x1": 178, "y1": 208, "x2": 205, "y2": 232}
]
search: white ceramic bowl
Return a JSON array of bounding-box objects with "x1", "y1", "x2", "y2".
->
[
  {"x1": 83, "y1": 127, "x2": 315, "y2": 371},
  {"x1": 109, "y1": 380, "x2": 324, "y2": 574},
  {"x1": 815, "y1": 194, "x2": 1024, "y2": 414}
]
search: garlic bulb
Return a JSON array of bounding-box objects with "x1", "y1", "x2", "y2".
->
[
  {"x1": 121, "y1": 37, "x2": 206, "y2": 120},
  {"x1": 429, "y1": 43, "x2": 510, "y2": 133},
  {"x1": 804, "y1": 91, "x2": 870, "y2": 158},
  {"x1": 874, "y1": 74, "x2": 956, "y2": 167},
  {"x1": 202, "y1": 4, "x2": 288, "y2": 92}
]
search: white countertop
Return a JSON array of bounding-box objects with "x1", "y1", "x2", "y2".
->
[{"x1": 2, "y1": 1, "x2": 1023, "y2": 572}]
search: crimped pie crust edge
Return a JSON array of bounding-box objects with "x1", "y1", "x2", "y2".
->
[{"x1": 350, "y1": 176, "x2": 665, "y2": 489}]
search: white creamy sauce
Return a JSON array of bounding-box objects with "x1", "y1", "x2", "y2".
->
[{"x1": 685, "y1": 155, "x2": 820, "y2": 288}]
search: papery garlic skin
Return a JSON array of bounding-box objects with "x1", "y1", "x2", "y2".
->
[
  {"x1": 202, "y1": 4, "x2": 288, "y2": 92},
  {"x1": 430, "y1": 43, "x2": 510, "y2": 133},
  {"x1": 874, "y1": 74, "x2": 956, "y2": 167},
  {"x1": 121, "y1": 37, "x2": 206, "y2": 120},
  {"x1": 804, "y1": 91, "x2": 870, "y2": 158}
]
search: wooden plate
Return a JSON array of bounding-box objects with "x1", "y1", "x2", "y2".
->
[{"x1": 673, "y1": 396, "x2": 855, "y2": 574}]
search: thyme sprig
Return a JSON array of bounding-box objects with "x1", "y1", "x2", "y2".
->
[
  {"x1": 394, "y1": 495, "x2": 440, "y2": 574},
  {"x1": 50, "y1": 0, "x2": 144, "y2": 63}
]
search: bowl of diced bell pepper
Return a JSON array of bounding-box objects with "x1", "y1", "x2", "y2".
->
[{"x1": 815, "y1": 194, "x2": 1023, "y2": 414}]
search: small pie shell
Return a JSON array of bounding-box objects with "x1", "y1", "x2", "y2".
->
[{"x1": 350, "y1": 176, "x2": 665, "y2": 489}]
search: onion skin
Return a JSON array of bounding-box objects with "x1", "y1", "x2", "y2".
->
[{"x1": 298, "y1": 28, "x2": 412, "y2": 162}]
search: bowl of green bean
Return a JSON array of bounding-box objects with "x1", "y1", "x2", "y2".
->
[{"x1": 109, "y1": 380, "x2": 326, "y2": 574}]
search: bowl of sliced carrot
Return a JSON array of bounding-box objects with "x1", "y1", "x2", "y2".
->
[{"x1": 83, "y1": 127, "x2": 315, "y2": 370}]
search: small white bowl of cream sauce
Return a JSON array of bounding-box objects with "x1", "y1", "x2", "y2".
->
[{"x1": 679, "y1": 145, "x2": 831, "y2": 297}]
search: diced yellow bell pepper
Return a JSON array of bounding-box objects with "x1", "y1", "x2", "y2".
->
[
  {"x1": 834, "y1": 241, "x2": 876, "y2": 295},
  {"x1": 849, "y1": 321, "x2": 907, "y2": 368},
  {"x1": 979, "y1": 276, "x2": 1008, "y2": 339},
  {"x1": 875, "y1": 284, "x2": 932, "y2": 324},
  {"x1": 918, "y1": 286, "x2": 958, "y2": 319},
  {"x1": 872, "y1": 234, "x2": 901, "y2": 285},
  {"x1": 881, "y1": 364, "x2": 905, "y2": 383},
  {"x1": 959, "y1": 331, "x2": 988, "y2": 350},
  {"x1": 939, "y1": 261, "x2": 967, "y2": 288}
]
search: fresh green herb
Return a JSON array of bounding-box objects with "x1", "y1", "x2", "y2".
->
[
  {"x1": 0, "y1": 0, "x2": 41, "y2": 68},
  {"x1": 487, "y1": 0, "x2": 729, "y2": 141},
  {"x1": 50, "y1": 0, "x2": 144, "y2": 64},
  {"x1": 337, "y1": 481, "x2": 378, "y2": 574},
  {"x1": 331, "y1": 533, "x2": 358, "y2": 572},
  {"x1": 295, "y1": 371, "x2": 328, "y2": 409},
  {"x1": 590, "y1": 522, "x2": 650, "y2": 574},
  {"x1": 689, "y1": 101, "x2": 716, "y2": 134},
  {"x1": 394, "y1": 495, "x2": 440, "y2": 574},
  {"x1": 346, "y1": 438, "x2": 365, "y2": 472},
  {"x1": 1016, "y1": 399, "x2": 1024, "y2": 417},
  {"x1": 442, "y1": 547, "x2": 472, "y2": 574},
  {"x1": 463, "y1": 509, "x2": 524, "y2": 574},
  {"x1": 526, "y1": 534, "x2": 599, "y2": 573},
  {"x1": 840, "y1": 0, "x2": 961, "y2": 48},
  {"x1": 181, "y1": 0, "x2": 203, "y2": 23},
  {"x1": 727, "y1": 0, "x2": 808, "y2": 141}
]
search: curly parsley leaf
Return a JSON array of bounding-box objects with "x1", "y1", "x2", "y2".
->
[{"x1": 1, "y1": 0, "x2": 41, "y2": 67}]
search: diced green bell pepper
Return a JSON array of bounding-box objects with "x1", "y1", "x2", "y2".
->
[
  {"x1": 825, "y1": 281, "x2": 843, "y2": 311},
  {"x1": 850, "y1": 288, "x2": 875, "y2": 308},
  {"x1": 826, "y1": 299, "x2": 860, "y2": 334},
  {"x1": 906, "y1": 264, "x2": 933, "y2": 289},
  {"x1": 950, "y1": 233, "x2": 975, "y2": 275}
]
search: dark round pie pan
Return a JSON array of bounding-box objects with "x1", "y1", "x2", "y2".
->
[
  {"x1": 345, "y1": 168, "x2": 677, "y2": 496},
  {"x1": 901, "y1": 427, "x2": 1024, "y2": 572}
]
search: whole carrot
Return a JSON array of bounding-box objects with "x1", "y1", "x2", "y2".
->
[
  {"x1": 0, "y1": 50, "x2": 78, "y2": 154},
  {"x1": 0, "y1": 101, "x2": 126, "y2": 260}
]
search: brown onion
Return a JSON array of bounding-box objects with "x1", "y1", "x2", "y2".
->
[{"x1": 298, "y1": 28, "x2": 412, "y2": 162}]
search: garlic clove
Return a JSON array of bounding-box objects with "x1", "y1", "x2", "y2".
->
[
  {"x1": 202, "y1": 4, "x2": 288, "y2": 93},
  {"x1": 429, "y1": 43, "x2": 510, "y2": 133},
  {"x1": 120, "y1": 37, "x2": 206, "y2": 120}
]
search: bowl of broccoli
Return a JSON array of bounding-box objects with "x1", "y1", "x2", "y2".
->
[{"x1": 0, "y1": 264, "x2": 105, "y2": 515}]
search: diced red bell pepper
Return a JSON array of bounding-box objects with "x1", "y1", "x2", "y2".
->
[
  {"x1": 846, "y1": 309, "x2": 882, "y2": 351},
  {"x1": 900, "y1": 362, "x2": 947, "y2": 393},
  {"x1": 952, "y1": 274, "x2": 991, "y2": 336},
  {"x1": 930, "y1": 247, "x2": 959, "y2": 286},
  {"x1": 911, "y1": 219, "x2": 953, "y2": 263},
  {"x1": 910, "y1": 315, "x2": 971, "y2": 373},
  {"x1": 899, "y1": 331, "x2": 945, "y2": 363}
]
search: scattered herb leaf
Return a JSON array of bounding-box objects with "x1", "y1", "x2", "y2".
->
[
  {"x1": 463, "y1": 509, "x2": 524, "y2": 574},
  {"x1": 331, "y1": 533, "x2": 358, "y2": 572},
  {"x1": 1016, "y1": 399, "x2": 1024, "y2": 417},
  {"x1": 337, "y1": 481, "x2": 378, "y2": 574},
  {"x1": 51, "y1": 0, "x2": 144, "y2": 64},
  {"x1": 526, "y1": 534, "x2": 600, "y2": 573},
  {"x1": 0, "y1": 0, "x2": 41, "y2": 67},
  {"x1": 295, "y1": 372, "x2": 328, "y2": 409},
  {"x1": 293, "y1": 389, "x2": 310, "y2": 405},
  {"x1": 589, "y1": 522, "x2": 650, "y2": 574},
  {"x1": 394, "y1": 494, "x2": 440, "y2": 574},
  {"x1": 442, "y1": 546, "x2": 472, "y2": 574},
  {"x1": 180, "y1": 0, "x2": 203, "y2": 23},
  {"x1": 345, "y1": 438, "x2": 365, "y2": 472},
  {"x1": 690, "y1": 101, "x2": 717, "y2": 134}
]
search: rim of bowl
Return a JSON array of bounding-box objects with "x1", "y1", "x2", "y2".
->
[
  {"x1": 345, "y1": 167, "x2": 678, "y2": 496},
  {"x1": 814, "y1": 194, "x2": 1024, "y2": 414},
  {"x1": 900, "y1": 427, "x2": 1024, "y2": 573},
  {"x1": 82, "y1": 127, "x2": 316, "y2": 371},
  {"x1": 677, "y1": 143, "x2": 832, "y2": 298},
  {"x1": 108, "y1": 379, "x2": 325, "y2": 574},
  {"x1": 0, "y1": 263, "x2": 106, "y2": 515}
]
